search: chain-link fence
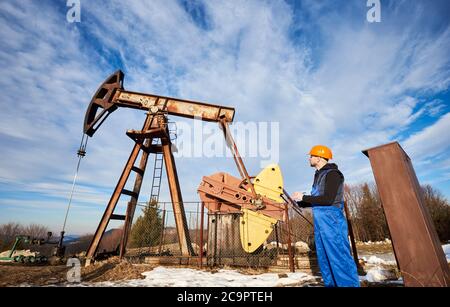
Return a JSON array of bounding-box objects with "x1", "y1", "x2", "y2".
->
[
  {"x1": 121, "y1": 202, "x2": 317, "y2": 271},
  {"x1": 124, "y1": 202, "x2": 203, "y2": 261}
]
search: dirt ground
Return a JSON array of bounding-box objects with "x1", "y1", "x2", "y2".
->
[
  {"x1": 0, "y1": 263, "x2": 70, "y2": 286},
  {"x1": 0, "y1": 257, "x2": 156, "y2": 287}
]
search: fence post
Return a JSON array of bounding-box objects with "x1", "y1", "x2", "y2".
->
[
  {"x1": 199, "y1": 202, "x2": 205, "y2": 268},
  {"x1": 344, "y1": 201, "x2": 362, "y2": 273},
  {"x1": 284, "y1": 205, "x2": 295, "y2": 272},
  {"x1": 158, "y1": 209, "x2": 166, "y2": 255}
]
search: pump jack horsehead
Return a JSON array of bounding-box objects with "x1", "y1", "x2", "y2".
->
[{"x1": 83, "y1": 70, "x2": 292, "y2": 265}]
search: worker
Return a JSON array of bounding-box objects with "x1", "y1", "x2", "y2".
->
[{"x1": 292, "y1": 145, "x2": 359, "y2": 287}]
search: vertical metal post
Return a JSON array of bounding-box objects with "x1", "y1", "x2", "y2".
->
[
  {"x1": 274, "y1": 223, "x2": 280, "y2": 254},
  {"x1": 161, "y1": 136, "x2": 194, "y2": 256},
  {"x1": 196, "y1": 202, "x2": 199, "y2": 257},
  {"x1": 158, "y1": 209, "x2": 166, "y2": 255},
  {"x1": 284, "y1": 205, "x2": 295, "y2": 273},
  {"x1": 199, "y1": 202, "x2": 205, "y2": 268},
  {"x1": 344, "y1": 201, "x2": 361, "y2": 273},
  {"x1": 206, "y1": 211, "x2": 210, "y2": 267}
]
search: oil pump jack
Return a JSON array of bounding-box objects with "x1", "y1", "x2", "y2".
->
[
  {"x1": 83, "y1": 70, "x2": 301, "y2": 266},
  {"x1": 83, "y1": 70, "x2": 236, "y2": 265}
]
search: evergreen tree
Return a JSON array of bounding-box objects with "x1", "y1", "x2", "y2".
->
[{"x1": 129, "y1": 201, "x2": 163, "y2": 248}]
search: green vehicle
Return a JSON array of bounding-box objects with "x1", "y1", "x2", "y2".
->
[{"x1": 0, "y1": 235, "x2": 48, "y2": 264}]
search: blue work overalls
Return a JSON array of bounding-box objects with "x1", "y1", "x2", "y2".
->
[{"x1": 311, "y1": 169, "x2": 360, "y2": 287}]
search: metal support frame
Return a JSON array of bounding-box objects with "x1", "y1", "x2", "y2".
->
[
  {"x1": 85, "y1": 112, "x2": 195, "y2": 265},
  {"x1": 85, "y1": 113, "x2": 154, "y2": 265}
]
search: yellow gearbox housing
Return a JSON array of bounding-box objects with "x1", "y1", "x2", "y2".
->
[{"x1": 240, "y1": 164, "x2": 284, "y2": 253}]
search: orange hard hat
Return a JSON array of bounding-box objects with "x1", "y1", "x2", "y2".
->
[{"x1": 309, "y1": 145, "x2": 333, "y2": 160}]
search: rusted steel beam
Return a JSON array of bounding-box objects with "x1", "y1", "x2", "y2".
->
[
  {"x1": 85, "y1": 113, "x2": 154, "y2": 265},
  {"x1": 119, "y1": 137, "x2": 152, "y2": 258},
  {"x1": 219, "y1": 119, "x2": 257, "y2": 198},
  {"x1": 363, "y1": 142, "x2": 450, "y2": 287},
  {"x1": 161, "y1": 130, "x2": 195, "y2": 256},
  {"x1": 126, "y1": 127, "x2": 168, "y2": 140},
  {"x1": 115, "y1": 90, "x2": 235, "y2": 123}
]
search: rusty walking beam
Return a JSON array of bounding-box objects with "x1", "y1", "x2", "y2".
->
[{"x1": 84, "y1": 70, "x2": 235, "y2": 137}]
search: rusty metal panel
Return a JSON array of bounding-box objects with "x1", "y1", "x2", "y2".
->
[{"x1": 363, "y1": 142, "x2": 450, "y2": 287}]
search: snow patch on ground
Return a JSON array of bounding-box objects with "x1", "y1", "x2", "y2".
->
[
  {"x1": 62, "y1": 244, "x2": 450, "y2": 287},
  {"x1": 359, "y1": 255, "x2": 400, "y2": 283},
  {"x1": 72, "y1": 267, "x2": 318, "y2": 287},
  {"x1": 362, "y1": 268, "x2": 400, "y2": 283},
  {"x1": 362, "y1": 255, "x2": 396, "y2": 266}
]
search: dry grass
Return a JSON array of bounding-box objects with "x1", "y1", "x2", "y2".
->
[
  {"x1": 81, "y1": 257, "x2": 155, "y2": 282},
  {"x1": 356, "y1": 241, "x2": 394, "y2": 254}
]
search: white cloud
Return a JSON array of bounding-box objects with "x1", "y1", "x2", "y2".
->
[{"x1": 403, "y1": 112, "x2": 450, "y2": 161}]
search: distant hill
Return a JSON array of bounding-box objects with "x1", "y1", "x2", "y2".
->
[{"x1": 62, "y1": 235, "x2": 81, "y2": 243}]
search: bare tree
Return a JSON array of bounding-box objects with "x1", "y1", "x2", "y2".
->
[
  {"x1": 422, "y1": 185, "x2": 450, "y2": 242},
  {"x1": 344, "y1": 183, "x2": 389, "y2": 242},
  {"x1": 0, "y1": 222, "x2": 50, "y2": 252},
  {"x1": 22, "y1": 224, "x2": 51, "y2": 239}
]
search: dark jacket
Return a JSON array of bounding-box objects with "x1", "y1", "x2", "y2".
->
[{"x1": 297, "y1": 163, "x2": 344, "y2": 207}]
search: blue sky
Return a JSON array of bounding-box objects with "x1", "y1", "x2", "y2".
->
[{"x1": 0, "y1": 0, "x2": 449, "y2": 235}]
